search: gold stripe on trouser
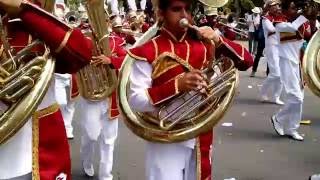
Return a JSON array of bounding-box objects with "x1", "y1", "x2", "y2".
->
[{"x1": 32, "y1": 103, "x2": 60, "y2": 180}]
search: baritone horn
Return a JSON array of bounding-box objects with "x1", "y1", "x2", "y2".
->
[
  {"x1": 302, "y1": 0, "x2": 320, "y2": 97},
  {"x1": 0, "y1": 0, "x2": 56, "y2": 144},
  {"x1": 303, "y1": 29, "x2": 320, "y2": 97},
  {"x1": 218, "y1": 21, "x2": 249, "y2": 38},
  {"x1": 77, "y1": 0, "x2": 117, "y2": 101},
  {"x1": 118, "y1": 16, "x2": 239, "y2": 143}
]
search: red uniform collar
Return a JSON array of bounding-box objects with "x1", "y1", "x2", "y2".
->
[{"x1": 161, "y1": 27, "x2": 188, "y2": 43}]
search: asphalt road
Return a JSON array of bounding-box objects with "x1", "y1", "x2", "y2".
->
[{"x1": 69, "y1": 42, "x2": 320, "y2": 180}]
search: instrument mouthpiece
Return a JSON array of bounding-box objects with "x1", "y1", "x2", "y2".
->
[{"x1": 179, "y1": 18, "x2": 189, "y2": 28}]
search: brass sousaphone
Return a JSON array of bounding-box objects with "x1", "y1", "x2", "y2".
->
[
  {"x1": 76, "y1": 0, "x2": 117, "y2": 101},
  {"x1": 118, "y1": 0, "x2": 239, "y2": 143}
]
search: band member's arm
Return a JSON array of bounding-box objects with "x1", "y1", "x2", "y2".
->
[
  {"x1": 129, "y1": 60, "x2": 156, "y2": 112},
  {"x1": 215, "y1": 37, "x2": 254, "y2": 71},
  {"x1": 276, "y1": 15, "x2": 308, "y2": 32},
  {"x1": 110, "y1": 38, "x2": 127, "y2": 69},
  {"x1": 19, "y1": 2, "x2": 92, "y2": 73},
  {"x1": 298, "y1": 22, "x2": 312, "y2": 41},
  {"x1": 92, "y1": 37, "x2": 127, "y2": 70},
  {"x1": 110, "y1": 58, "x2": 125, "y2": 70},
  {"x1": 262, "y1": 18, "x2": 276, "y2": 35}
]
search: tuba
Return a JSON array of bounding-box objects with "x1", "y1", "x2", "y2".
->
[
  {"x1": 118, "y1": 0, "x2": 239, "y2": 143},
  {"x1": 0, "y1": 0, "x2": 56, "y2": 144},
  {"x1": 303, "y1": 0, "x2": 320, "y2": 97},
  {"x1": 77, "y1": 0, "x2": 117, "y2": 101}
]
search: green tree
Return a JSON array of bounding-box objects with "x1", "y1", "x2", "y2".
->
[
  {"x1": 225, "y1": 0, "x2": 264, "y2": 17},
  {"x1": 66, "y1": 0, "x2": 80, "y2": 10}
]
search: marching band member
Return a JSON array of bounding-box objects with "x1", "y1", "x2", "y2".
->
[
  {"x1": 0, "y1": 0, "x2": 93, "y2": 179},
  {"x1": 203, "y1": 6, "x2": 223, "y2": 36},
  {"x1": 223, "y1": 13, "x2": 237, "y2": 40},
  {"x1": 127, "y1": 0, "x2": 253, "y2": 179},
  {"x1": 111, "y1": 15, "x2": 137, "y2": 45},
  {"x1": 137, "y1": 10, "x2": 150, "y2": 33},
  {"x1": 78, "y1": 24, "x2": 127, "y2": 179},
  {"x1": 271, "y1": 0, "x2": 312, "y2": 141},
  {"x1": 259, "y1": 0, "x2": 284, "y2": 105}
]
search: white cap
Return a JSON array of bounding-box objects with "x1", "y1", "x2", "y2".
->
[
  {"x1": 252, "y1": 7, "x2": 261, "y2": 14},
  {"x1": 204, "y1": 6, "x2": 218, "y2": 16}
]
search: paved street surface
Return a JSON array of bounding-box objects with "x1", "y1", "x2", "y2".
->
[{"x1": 69, "y1": 41, "x2": 320, "y2": 180}]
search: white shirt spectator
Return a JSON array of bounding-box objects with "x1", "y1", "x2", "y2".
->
[{"x1": 247, "y1": 14, "x2": 261, "y2": 32}]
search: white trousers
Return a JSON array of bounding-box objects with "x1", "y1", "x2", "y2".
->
[
  {"x1": 127, "y1": 0, "x2": 147, "y2": 11},
  {"x1": 54, "y1": 74, "x2": 76, "y2": 136},
  {"x1": 145, "y1": 142, "x2": 196, "y2": 180},
  {"x1": 275, "y1": 57, "x2": 304, "y2": 133},
  {"x1": 260, "y1": 45, "x2": 283, "y2": 100},
  {"x1": 79, "y1": 97, "x2": 118, "y2": 180},
  {"x1": 0, "y1": 81, "x2": 57, "y2": 179},
  {"x1": 106, "y1": 0, "x2": 119, "y2": 15}
]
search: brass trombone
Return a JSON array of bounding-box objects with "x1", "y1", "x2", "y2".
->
[{"x1": 218, "y1": 22, "x2": 249, "y2": 38}]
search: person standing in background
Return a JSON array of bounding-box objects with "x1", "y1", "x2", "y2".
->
[{"x1": 246, "y1": 7, "x2": 261, "y2": 54}]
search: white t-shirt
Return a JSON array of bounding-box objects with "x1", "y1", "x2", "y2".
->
[{"x1": 246, "y1": 14, "x2": 260, "y2": 32}]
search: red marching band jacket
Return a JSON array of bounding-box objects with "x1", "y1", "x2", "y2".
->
[
  {"x1": 0, "y1": 1, "x2": 93, "y2": 179},
  {"x1": 128, "y1": 28, "x2": 253, "y2": 180},
  {"x1": 79, "y1": 23, "x2": 127, "y2": 120}
]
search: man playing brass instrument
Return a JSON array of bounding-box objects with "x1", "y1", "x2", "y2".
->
[
  {"x1": 78, "y1": 22, "x2": 128, "y2": 179},
  {"x1": 127, "y1": 0, "x2": 253, "y2": 179},
  {"x1": 111, "y1": 15, "x2": 137, "y2": 45},
  {"x1": 0, "y1": 0, "x2": 94, "y2": 179}
]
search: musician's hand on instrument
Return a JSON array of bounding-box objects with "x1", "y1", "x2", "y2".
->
[
  {"x1": 0, "y1": 0, "x2": 22, "y2": 16},
  {"x1": 90, "y1": 55, "x2": 111, "y2": 66},
  {"x1": 178, "y1": 70, "x2": 207, "y2": 92},
  {"x1": 198, "y1": 81, "x2": 208, "y2": 94},
  {"x1": 197, "y1": 26, "x2": 221, "y2": 45}
]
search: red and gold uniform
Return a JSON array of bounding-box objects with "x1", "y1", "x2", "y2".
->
[
  {"x1": 78, "y1": 34, "x2": 126, "y2": 179},
  {"x1": 0, "y1": 1, "x2": 92, "y2": 179},
  {"x1": 128, "y1": 27, "x2": 253, "y2": 180},
  {"x1": 111, "y1": 30, "x2": 136, "y2": 46}
]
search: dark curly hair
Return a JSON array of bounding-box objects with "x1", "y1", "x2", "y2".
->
[
  {"x1": 158, "y1": 0, "x2": 192, "y2": 11},
  {"x1": 280, "y1": 0, "x2": 306, "y2": 10}
]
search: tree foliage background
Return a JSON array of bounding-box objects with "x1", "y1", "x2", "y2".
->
[{"x1": 225, "y1": 0, "x2": 264, "y2": 16}]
